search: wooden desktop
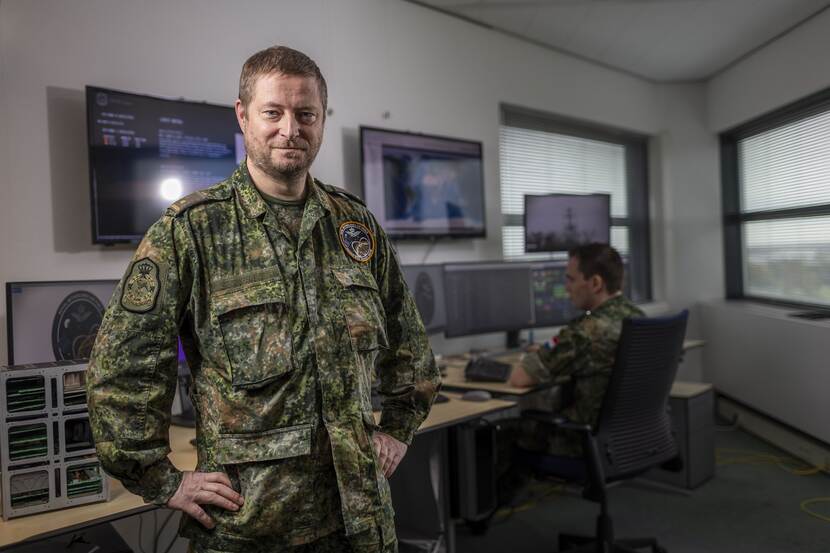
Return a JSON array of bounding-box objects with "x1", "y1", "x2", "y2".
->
[{"x1": 0, "y1": 392, "x2": 515, "y2": 549}]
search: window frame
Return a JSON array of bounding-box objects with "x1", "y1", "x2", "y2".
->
[
  {"x1": 721, "y1": 86, "x2": 830, "y2": 310},
  {"x1": 499, "y1": 104, "x2": 652, "y2": 302}
]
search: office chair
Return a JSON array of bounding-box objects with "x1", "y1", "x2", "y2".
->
[{"x1": 521, "y1": 310, "x2": 689, "y2": 553}]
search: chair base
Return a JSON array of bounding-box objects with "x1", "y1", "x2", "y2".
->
[{"x1": 559, "y1": 532, "x2": 668, "y2": 553}]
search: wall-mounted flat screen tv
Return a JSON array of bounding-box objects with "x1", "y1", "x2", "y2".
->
[
  {"x1": 87, "y1": 86, "x2": 245, "y2": 243},
  {"x1": 361, "y1": 126, "x2": 485, "y2": 239},
  {"x1": 524, "y1": 193, "x2": 610, "y2": 253}
]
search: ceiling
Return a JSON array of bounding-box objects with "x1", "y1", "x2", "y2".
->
[{"x1": 408, "y1": 0, "x2": 830, "y2": 82}]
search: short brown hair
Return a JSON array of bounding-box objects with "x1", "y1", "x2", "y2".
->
[
  {"x1": 238, "y1": 46, "x2": 328, "y2": 112},
  {"x1": 568, "y1": 243, "x2": 624, "y2": 294}
]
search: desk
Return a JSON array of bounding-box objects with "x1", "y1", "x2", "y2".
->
[
  {"x1": 1, "y1": 394, "x2": 515, "y2": 552},
  {"x1": 441, "y1": 339, "x2": 705, "y2": 395}
]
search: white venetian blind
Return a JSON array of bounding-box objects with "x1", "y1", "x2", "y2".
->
[
  {"x1": 499, "y1": 125, "x2": 629, "y2": 259},
  {"x1": 737, "y1": 107, "x2": 830, "y2": 305}
]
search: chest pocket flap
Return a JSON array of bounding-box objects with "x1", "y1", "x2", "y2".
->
[
  {"x1": 333, "y1": 266, "x2": 388, "y2": 352},
  {"x1": 211, "y1": 278, "x2": 293, "y2": 390}
]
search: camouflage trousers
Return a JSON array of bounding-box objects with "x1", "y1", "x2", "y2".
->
[{"x1": 187, "y1": 526, "x2": 398, "y2": 553}]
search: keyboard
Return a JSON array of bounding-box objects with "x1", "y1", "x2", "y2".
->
[{"x1": 464, "y1": 357, "x2": 512, "y2": 383}]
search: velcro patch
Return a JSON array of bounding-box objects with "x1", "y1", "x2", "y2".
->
[
  {"x1": 121, "y1": 257, "x2": 162, "y2": 313},
  {"x1": 338, "y1": 221, "x2": 375, "y2": 263}
]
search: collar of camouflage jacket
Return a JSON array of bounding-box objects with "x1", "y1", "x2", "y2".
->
[{"x1": 232, "y1": 160, "x2": 332, "y2": 221}]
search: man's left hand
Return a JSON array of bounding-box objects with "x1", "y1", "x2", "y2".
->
[{"x1": 372, "y1": 431, "x2": 408, "y2": 478}]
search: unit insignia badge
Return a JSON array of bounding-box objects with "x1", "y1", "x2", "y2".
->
[
  {"x1": 339, "y1": 221, "x2": 375, "y2": 263},
  {"x1": 121, "y1": 257, "x2": 161, "y2": 313}
]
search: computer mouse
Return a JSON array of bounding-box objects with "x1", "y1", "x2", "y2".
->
[{"x1": 461, "y1": 390, "x2": 492, "y2": 402}]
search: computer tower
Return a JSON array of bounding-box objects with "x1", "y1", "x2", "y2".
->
[
  {"x1": 449, "y1": 419, "x2": 497, "y2": 521},
  {"x1": 646, "y1": 382, "x2": 715, "y2": 489}
]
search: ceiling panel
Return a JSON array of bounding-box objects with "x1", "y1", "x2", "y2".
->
[{"x1": 413, "y1": 0, "x2": 830, "y2": 81}]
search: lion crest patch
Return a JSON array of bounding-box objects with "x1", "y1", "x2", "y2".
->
[{"x1": 121, "y1": 257, "x2": 161, "y2": 313}]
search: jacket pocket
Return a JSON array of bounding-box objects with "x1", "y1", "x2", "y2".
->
[
  {"x1": 332, "y1": 265, "x2": 389, "y2": 353},
  {"x1": 211, "y1": 277, "x2": 293, "y2": 390},
  {"x1": 216, "y1": 423, "x2": 312, "y2": 464}
]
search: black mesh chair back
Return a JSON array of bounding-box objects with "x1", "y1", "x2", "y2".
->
[{"x1": 594, "y1": 310, "x2": 689, "y2": 482}]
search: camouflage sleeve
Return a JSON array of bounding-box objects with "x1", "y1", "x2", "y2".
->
[
  {"x1": 522, "y1": 323, "x2": 589, "y2": 385},
  {"x1": 87, "y1": 215, "x2": 192, "y2": 505},
  {"x1": 369, "y1": 216, "x2": 440, "y2": 446}
]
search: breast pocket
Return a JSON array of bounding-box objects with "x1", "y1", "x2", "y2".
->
[
  {"x1": 211, "y1": 279, "x2": 293, "y2": 390},
  {"x1": 332, "y1": 266, "x2": 389, "y2": 353}
]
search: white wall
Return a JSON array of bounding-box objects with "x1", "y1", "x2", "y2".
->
[
  {"x1": 0, "y1": 0, "x2": 664, "y2": 362},
  {"x1": 703, "y1": 9, "x2": 830, "y2": 440},
  {"x1": 708, "y1": 5, "x2": 830, "y2": 132}
]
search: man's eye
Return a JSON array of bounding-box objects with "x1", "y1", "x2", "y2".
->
[
  {"x1": 300, "y1": 112, "x2": 317, "y2": 123},
  {"x1": 264, "y1": 110, "x2": 280, "y2": 118}
]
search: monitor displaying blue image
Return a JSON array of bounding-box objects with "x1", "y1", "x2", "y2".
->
[{"x1": 362, "y1": 127, "x2": 485, "y2": 239}]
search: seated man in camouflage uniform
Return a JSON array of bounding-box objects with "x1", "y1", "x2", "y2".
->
[
  {"x1": 505, "y1": 243, "x2": 643, "y2": 468},
  {"x1": 87, "y1": 46, "x2": 440, "y2": 553}
]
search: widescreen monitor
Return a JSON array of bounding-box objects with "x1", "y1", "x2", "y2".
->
[
  {"x1": 443, "y1": 260, "x2": 582, "y2": 339},
  {"x1": 6, "y1": 280, "x2": 118, "y2": 365},
  {"x1": 401, "y1": 264, "x2": 446, "y2": 334},
  {"x1": 524, "y1": 193, "x2": 610, "y2": 253},
  {"x1": 529, "y1": 260, "x2": 583, "y2": 328},
  {"x1": 361, "y1": 126, "x2": 486, "y2": 239},
  {"x1": 443, "y1": 262, "x2": 534, "y2": 338},
  {"x1": 87, "y1": 86, "x2": 245, "y2": 243}
]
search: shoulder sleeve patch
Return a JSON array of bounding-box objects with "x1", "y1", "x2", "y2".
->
[
  {"x1": 121, "y1": 257, "x2": 165, "y2": 313},
  {"x1": 316, "y1": 180, "x2": 366, "y2": 207}
]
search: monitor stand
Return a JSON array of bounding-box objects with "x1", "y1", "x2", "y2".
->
[{"x1": 505, "y1": 330, "x2": 520, "y2": 350}]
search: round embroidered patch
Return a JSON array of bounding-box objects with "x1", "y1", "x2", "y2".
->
[{"x1": 339, "y1": 221, "x2": 375, "y2": 263}]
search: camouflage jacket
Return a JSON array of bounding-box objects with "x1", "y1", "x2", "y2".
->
[
  {"x1": 87, "y1": 162, "x2": 440, "y2": 551},
  {"x1": 521, "y1": 295, "x2": 644, "y2": 456}
]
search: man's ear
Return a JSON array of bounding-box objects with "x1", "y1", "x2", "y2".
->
[
  {"x1": 590, "y1": 274, "x2": 605, "y2": 294},
  {"x1": 234, "y1": 99, "x2": 247, "y2": 133}
]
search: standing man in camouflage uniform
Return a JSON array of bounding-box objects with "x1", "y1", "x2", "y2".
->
[
  {"x1": 508, "y1": 243, "x2": 644, "y2": 457},
  {"x1": 87, "y1": 46, "x2": 440, "y2": 553}
]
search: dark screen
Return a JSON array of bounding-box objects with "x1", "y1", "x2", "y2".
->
[
  {"x1": 87, "y1": 86, "x2": 245, "y2": 243},
  {"x1": 401, "y1": 264, "x2": 446, "y2": 334},
  {"x1": 530, "y1": 261, "x2": 582, "y2": 328},
  {"x1": 443, "y1": 263, "x2": 533, "y2": 338}
]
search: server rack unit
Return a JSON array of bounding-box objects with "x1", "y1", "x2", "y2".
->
[{"x1": 0, "y1": 361, "x2": 109, "y2": 519}]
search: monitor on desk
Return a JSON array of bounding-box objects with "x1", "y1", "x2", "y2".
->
[
  {"x1": 5, "y1": 280, "x2": 119, "y2": 365},
  {"x1": 401, "y1": 264, "x2": 446, "y2": 334},
  {"x1": 529, "y1": 260, "x2": 583, "y2": 328},
  {"x1": 442, "y1": 260, "x2": 582, "y2": 341},
  {"x1": 443, "y1": 262, "x2": 534, "y2": 338}
]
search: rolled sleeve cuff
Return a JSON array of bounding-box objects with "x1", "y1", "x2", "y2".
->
[
  {"x1": 521, "y1": 352, "x2": 553, "y2": 385},
  {"x1": 135, "y1": 457, "x2": 183, "y2": 505},
  {"x1": 378, "y1": 409, "x2": 422, "y2": 446}
]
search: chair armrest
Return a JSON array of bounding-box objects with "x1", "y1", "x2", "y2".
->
[{"x1": 521, "y1": 410, "x2": 592, "y2": 434}]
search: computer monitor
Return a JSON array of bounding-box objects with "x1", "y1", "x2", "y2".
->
[
  {"x1": 524, "y1": 193, "x2": 611, "y2": 253},
  {"x1": 529, "y1": 260, "x2": 583, "y2": 328},
  {"x1": 443, "y1": 262, "x2": 534, "y2": 339},
  {"x1": 401, "y1": 264, "x2": 446, "y2": 334},
  {"x1": 361, "y1": 126, "x2": 486, "y2": 239},
  {"x1": 87, "y1": 85, "x2": 245, "y2": 244},
  {"x1": 6, "y1": 280, "x2": 118, "y2": 365}
]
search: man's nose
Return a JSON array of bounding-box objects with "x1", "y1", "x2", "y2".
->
[{"x1": 278, "y1": 115, "x2": 300, "y2": 139}]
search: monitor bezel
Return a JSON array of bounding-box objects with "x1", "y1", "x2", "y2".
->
[
  {"x1": 523, "y1": 192, "x2": 611, "y2": 253},
  {"x1": 86, "y1": 85, "x2": 239, "y2": 245},
  {"x1": 400, "y1": 263, "x2": 447, "y2": 335},
  {"x1": 441, "y1": 260, "x2": 537, "y2": 338},
  {"x1": 359, "y1": 125, "x2": 487, "y2": 241},
  {"x1": 5, "y1": 279, "x2": 119, "y2": 365}
]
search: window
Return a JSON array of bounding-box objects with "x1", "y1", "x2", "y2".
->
[
  {"x1": 722, "y1": 88, "x2": 830, "y2": 308},
  {"x1": 499, "y1": 105, "x2": 651, "y2": 302}
]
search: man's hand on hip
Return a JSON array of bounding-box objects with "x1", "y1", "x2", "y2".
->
[
  {"x1": 372, "y1": 431, "x2": 408, "y2": 478},
  {"x1": 166, "y1": 471, "x2": 244, "y2": 529}
]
